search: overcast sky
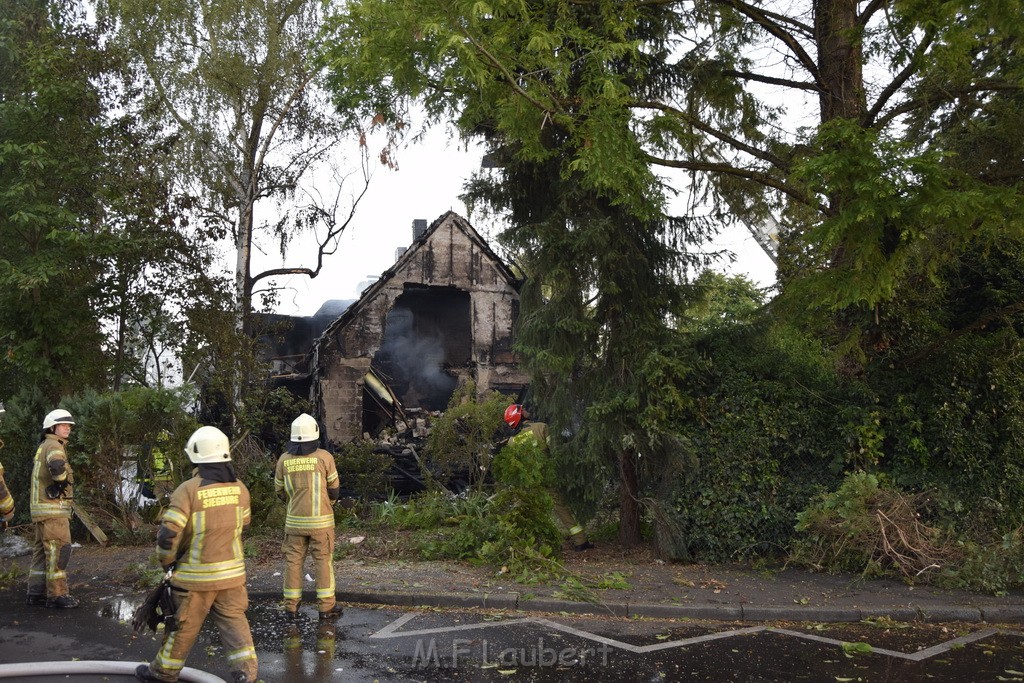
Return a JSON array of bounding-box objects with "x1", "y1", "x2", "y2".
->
[{"x1": 259, "y1": 126, "x2": 778, "y2": 318}]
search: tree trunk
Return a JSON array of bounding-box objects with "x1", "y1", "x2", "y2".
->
[
  {"x1": 618, "y1": 448, "x2": 641, "y2": 545},
  {"x1": 234, "y1": 197, "x2": 253, "y2": 337},
  {"x1": 814, "y1": 0, "x2": 866, "y2": 123}
]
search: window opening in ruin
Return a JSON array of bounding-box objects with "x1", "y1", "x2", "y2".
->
[{"x1": 369, "y1": 286, "x2": 470, "y2": 428}]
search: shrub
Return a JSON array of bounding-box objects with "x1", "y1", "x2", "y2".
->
[
  {"x1": 791, "y1": 471, "x2": 955, "y2": 580},
  {"x1": 58, "y1": 386, "x2": 197, "y2": 539},
  {"x1": 372, "y1": 434, "x2": 563, "y2": 581},
  {"x1": 423, "y1": 381, "x2": 513, "y2": 488},
  {"x1": 336, "y1": 439, "x2": 392, "y2": 502},
  {"x1": 670, "y1": 322, "x2": 854, "y2": 560}
]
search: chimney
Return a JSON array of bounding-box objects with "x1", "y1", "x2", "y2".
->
[{"x1": 412, "y1": 219, "x2": 428, "y2": 242}]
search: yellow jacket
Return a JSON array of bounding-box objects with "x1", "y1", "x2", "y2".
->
[
  {"x1": 275, "y1": 448, "x2": 339, "y2": 534},
  {"x1": 30, "y1": 434, "x2": 74, "y2": 520},
  {"x1": 158, "y1": 476, "x2": 251, "y2": 591}
]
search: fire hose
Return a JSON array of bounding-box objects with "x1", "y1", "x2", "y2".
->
[{"x1": 0, "y1": 661, "x2": 224, "y2": 682}]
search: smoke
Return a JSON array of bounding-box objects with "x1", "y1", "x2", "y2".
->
[{"x1": 376, "y1": 307, "x2": 456, "y2": 410}]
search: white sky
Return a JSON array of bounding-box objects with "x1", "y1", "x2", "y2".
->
[{"x1": 259, "y1": 126, "x2": 778, "y2": 318}]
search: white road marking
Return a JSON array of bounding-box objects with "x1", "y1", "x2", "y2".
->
[{"x1": 370, "y1": 612, "x2": 1018, "y2": 661}]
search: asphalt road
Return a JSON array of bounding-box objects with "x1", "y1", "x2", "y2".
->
[{"x1": 0, "y1": 589, "x2": 1022, "y2": 682}]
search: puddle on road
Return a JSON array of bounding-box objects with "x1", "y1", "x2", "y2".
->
[
  {"x1": 94, "y1": 597, "x2": 1024, "y2": 682},
  {"x1": 98, "y1": 596, "x2": 139, "y2": 623}
]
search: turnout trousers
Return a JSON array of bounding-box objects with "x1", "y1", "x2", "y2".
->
[
  {"x1": 28, "y1": 517, "x2": 72, "y2": 599},
  {"x1": 282, "y1": 529, "x2": 336, "y2": 612},
  {"x1": 149, "y1": 585, "x2": 257, "y2": 682},
  {"x1": 549, "y1": 490, "x2": 589, "y2": 546}
]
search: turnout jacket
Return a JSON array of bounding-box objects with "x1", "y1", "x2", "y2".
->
[
  {"x1": 0, "y1": 460, "x2": 13, "y2": 517},
  {"x1": 158, "y1": 476, "x2": 251, "y2": 591},
  {"x1": 30, "y1": 434, "x2": 74, "y2": 520},
  {"x1": 274, "y1": 448, "x2": 339, "y2": 534}
]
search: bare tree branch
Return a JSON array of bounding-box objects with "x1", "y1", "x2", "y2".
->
[
  {"x1": 718, "y1": 0, "x2": 823, "y2": 86},
  {"x1": 858, "y1": 0, "x2": 887, "y2": 27},
  {"x1": 721, "y1": 69, "x2": 819, "y2": 91},
  {"x1": 632, "y1": 100, "x2": 791, "y2": 170},
  {"x1": 645, "y1": 153, "x2": 827, "y2": 214},
  {"x1": 249, "y1": 144, "x2": 373, "y2": 288},
  {"x1": 862, "y1": 30, "x2": 934, "y2": 128},
  {"x1": 873, "y1": 80, "x2": 1024, "y2": 129}
]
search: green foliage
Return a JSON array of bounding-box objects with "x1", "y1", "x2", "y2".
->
[
  {"x1": 121, "y1": 561, "x2": 164, "y2": 588},
  {"x1": 417, "y1": 492, "x2": 496, "y2": 560},
  {"x1": 0, "y1": 1, "x2": 220, "y2": 398},
  {"x1": 423, "y1": 381, "x2": 512, "y2": 487},
  {"x1": 372, "y1": 448, "x2": 563, "y2": 581},
  {"x1": 0, "y1": 386, "x2": 196, "y2": 534},
  {"x1": 552, "y1": 572, "x2": 632, "y2": 603},
  {"x1": 229, "y1": 448, "x2": 281, "y2": 530},
  {"x1": 670, "y1": 320, "x2": 855, "y2": 561},
  {"x1": 791, "y1": 472, "x2": 891, "y2": 575},
  {"x1": 336, "y1": 439, "x2": 392, "y2": 502},
  {"x1": 100, "y1": 0, "x2": 360, "y2": 325},
  {"x1": 0, "y1": 1, "x2": 113, "y2": 397},
  {"x1": 475, "y1": 486, "x2": 562, "y2": 582},
  {"x1": 373, "y1": 490, "x2": 464, "y2": 531},
  {"x1": 0, "y1": 562, "x2": 19, "y2": 589},
  {"x1": 491, "y1": 429, "x2": 554, "y2": 490},
  {"x1": 938, "y1": 529, "x2": 1024, "y2": 595},
  {"x1": 236, "y1": 386, "x2": 311, "y2": 457},
  {"x1": 680, "y1": 272, "x2": 767, "y2": 332},
  {"x1": 876, "y1": 329, "x2": 1024, "y2": 534}
]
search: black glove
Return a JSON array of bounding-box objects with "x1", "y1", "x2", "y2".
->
[{"x1": 45, "y1": 481, "x2": 68, "y2": 500}]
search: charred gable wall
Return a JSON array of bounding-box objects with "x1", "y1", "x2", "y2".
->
[{"x1": 312, "y1": 212, "x2": 528, "y2": 444}]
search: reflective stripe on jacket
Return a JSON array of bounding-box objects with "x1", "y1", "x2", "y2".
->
[
  {"x1": 30, "y1": 435, "x2": 73, "y2": 520},
  {"x1": 274, "y1": 448, "x2": 339, "y2": 534},
  {"x1": 159, "y1": 477, "x2": 251, "y2": 591},
  {"x1": 509, "y1": 421, "x2": 550, "y2": 450}
]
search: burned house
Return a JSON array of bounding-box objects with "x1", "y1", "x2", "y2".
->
[{"x1": 309, "y1": 212, "x2": 528, "y2": 444}]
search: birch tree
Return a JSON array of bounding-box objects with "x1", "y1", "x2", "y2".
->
[{"x1": 101, "y1": 0, "x2": 370, "y2": 332}]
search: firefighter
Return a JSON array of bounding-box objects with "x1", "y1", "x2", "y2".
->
[
  {"x1": 27, "y1": 409, "x2": 79, "y2": 608},
  {"x1": 503, "y1": 404, "x2": 594, "y2": 551},
  {"x1": 135, "y1": 426, "x2": 258, "y2": 683},
  {"x1": 0, "y1": 404, "x2": 13, "y2": 527},
  {"x1": 139, "y1": 430, "x2": 176, "y2": 501},
  {"x1": 0, "y1": 460, "x2": 14, "y2": 528},
  {"x1": 274, "y1": 413, "x2": 343, "y2": 621}
]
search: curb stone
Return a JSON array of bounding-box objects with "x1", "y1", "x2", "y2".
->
[
  {"x1": 251, "y1": 588, "x2": 1017, "y2": 623},
  {"x1": 916, "y1": 606, "x2": 984, "y2": 623}
]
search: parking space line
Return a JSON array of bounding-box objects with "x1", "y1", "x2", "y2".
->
[{"x1": 370, "y1": 612, "x2": 1022, "y2": 662}]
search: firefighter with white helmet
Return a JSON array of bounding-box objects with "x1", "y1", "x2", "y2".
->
[
  {"x1": 135, "y1": 426, "x2": 258, "y2": 683},
  {"x1": 27, "y1": 409, "x2": 79, "y2": 608},
  {"x1": 274, "y1": 413, "x2": 342, "y2": 621}
]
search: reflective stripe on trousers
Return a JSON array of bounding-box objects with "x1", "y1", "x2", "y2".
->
[{"x1": 151, "y1": 586, "x2": 257, "y2": 682}]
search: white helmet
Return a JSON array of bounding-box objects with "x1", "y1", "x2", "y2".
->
[
  {"x1": 290, "y1": 413, "x2": 319, "y2": 443},
  {"x1": 184, "y1": 426, "x2": 231, "y2": 464},
  {"x1": 43, "y1": 409, "x2": 75, "y2": 429}
]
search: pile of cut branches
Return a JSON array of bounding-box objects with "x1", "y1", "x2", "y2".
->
[{"x1": 792, "y1": 472, "x2": 958, "y2": 580}]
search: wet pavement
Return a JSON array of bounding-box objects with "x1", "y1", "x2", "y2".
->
[{"x1": 1, "y1": 590, "x2": 1024, "y2": 681}]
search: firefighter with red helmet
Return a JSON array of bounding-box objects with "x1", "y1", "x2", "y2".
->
[{"x1": 503, "y1": 404, "x2": 593, "y2": 551}]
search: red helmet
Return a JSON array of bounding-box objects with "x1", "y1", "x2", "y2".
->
[{"x1": 503, "y1": 404, "x2": 524, "y2": 429}]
